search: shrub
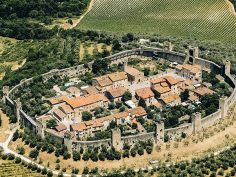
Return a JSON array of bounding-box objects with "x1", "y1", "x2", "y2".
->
[
  {"x1": 47, "y1": 170, "x2": 53, "y2": 177},
  {"x1": 72, "y1": 151, "x2": 80, "y2": 161},
  {"x1": 15, "y1": 157, "x2": 22, "y2": 163},
  {"x1": 83, "y1": 167, "x2": 89, "y2": 174},
  {"x1": 7, "y1": 153, "x2": 15, "y2": 160},
  {"x1": 29, "y1": 149, "x2": 39, "y2": 159}
]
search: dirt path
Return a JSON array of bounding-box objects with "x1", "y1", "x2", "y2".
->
[
  {"x1": 62, "y1": 0, "x2": 94, "y2": 29},
  {"x1": 226, "y1": 0, "x2": 236, "y2": 15},
  {"x1": 0, "y1": 110, "x2": 10, "y2": 143}
]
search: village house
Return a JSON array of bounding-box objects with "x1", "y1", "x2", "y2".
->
[
  {"x1": 48, "y1": 95, "x2": 67, "y2": 108},
  {"x1": 59, "y1": 105, "x2": 75, "y2": 120},
  {"x1": 70, "y1": 107, "x2": 147, "y2": 139},
  {"x1": 176, "y1": 64, "x2": 202, "y2": 84},
  {"x1": 129, "y1": 106, "x2": 147, "y2": 119},
  {"x1": 70, "y1": 111, "x2": 130, "y2": 139},
  {"x1": 151, "y1": 76, "x2": 184, "y2": 97},
  {"x1": 135, "y1": 87, "x2": 155, "y2": 106},
  {"x1": 124, "y1": 65, "x2": 144, "y2": 83},
  {"x1": 81, "y1": 86, "x2": 99, "y2": 95},
  {"x1": 106, "y1": 87, "x2": 128, "y2": 102},
  {"x1": 53, "y1": 108, "x2": 66, "y2": 121},
  {"x1": 192, "y1": 86, "x2": 215, "y2": 97},
  {"x1": 92, "y1": 72, "x2": 128, "y2": 93},
  {"x1": 160, "y1": 93, "x2": 181, "y2": 107},
  {"x1": 64, "y1": 93, "x2": 109, "y2": 122},
  {"x1": 66, "y1": 86, "x2": 81, "y2": 97}
]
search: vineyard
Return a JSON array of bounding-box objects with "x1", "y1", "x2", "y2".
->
[
  {"x1": 78, "y1": 0, "x2": 236, "y2": 43},
  {"x1": 0, "y1": 160, "x2": 46, "y2": 177}
]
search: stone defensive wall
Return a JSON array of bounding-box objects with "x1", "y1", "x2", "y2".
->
[{"x1": 3, "y1": 45, "x2": 236, "y2": 151}]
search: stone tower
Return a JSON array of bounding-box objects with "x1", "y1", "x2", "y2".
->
[
  {"x1": 219, "y1": 96, "x2": 228, "y2": 118},
  {"x1": 112, "y1": 128, "x2": 123, "y2": 151},
  {"x1": 64, "y1": 131, "x2": 73, "y2": 153},
  {"x1": 163, "y1": 41, "x2": 173, "y2": 51},
  {"x1": 192, "y1": 112, "x2": 202, "y2": 134},
  {"x1": 223, "y1": 60, "x2": 231, "y2": 76},
  {"x1": 155, "y1": 121, "x2": 164, "y2": 144},
  {"x1": 185, "y1": 46, "x2": 199, "y2": 65},
  {"x1": 36, "y1": 118, "x2": 46, "y2": 139},
  {"x1": 2, "y1": 86, "x2": 9, "y2": 104},
  {"x1": 14, "y1": 98, "x2": 22, "y2": 123}
]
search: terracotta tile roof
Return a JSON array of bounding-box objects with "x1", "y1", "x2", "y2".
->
[
  {"x1": 153, "y1": 84, "x2": 171, "y2": 94},
  {"x1": 188, "y1": 95, "x2": 198, "y2": 102},
  {"x1": 71, "y1": 111, "x2": 130, "y2": 132},
  {"x1": 84, "y1": 86, "x2": 99, "y2": 95},
  {"x1": 66, "y1": 86, "x2": 80, "y2": 94},
  {"x1": 125, "y1": 66, "x2": 142, "y2": 76},
  {"x1": 153, "y1": 101, "x2": 162, "y2": 108},
  {"x1": 151, "y1": 76, "x2": 182, "y2": 86},
  {"x1": 108, "y1": 87, "x2": 127, "y2": 98},
  {"x1": 59, "y1": 105, "x2": 74, "y2": 114},
  {"x1": 55, "y1": 123, "x2": 67, "y2": 132},
  {"x1": 135, "y1": 87, "x2": 154, "y2": 99},
  {"x1": 65, "y1": 94, "x2": 108, "y2": 109},
  {"x1": 108, "y1": 72, "x2": 127, "y2": 82},
  {"x1": 94, "y1": 72, "x2": 127, "y2": 87},
  {"x1": 71, "y1": 122, "x2": 87, "y2": 132},
  {"x1": 193, "y1": 87, "x2": 215, "y2": 96},
  {"x1": 53, "y1": 109, "x2": 66, "y2": 120},
  {"x1": 131, "y1": 118, "x2": 141, "y2": 126},
  {"x1": 48, "y1": 95, "x2": 67, "y2": 105},
  {"x1": 97, "y1": 77, "x2": 113, "y2": 87},
  {"x1": 129, "y1": 107, "x2": 147, "y2": 117},
  {"x1": 181, "y1": 64, "x2": 202, "y2": 74},
  {"x1": 162, "y1": 94, "x2": 180, "y2": 104}
]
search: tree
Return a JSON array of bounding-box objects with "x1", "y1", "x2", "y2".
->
[
  {"x1": 138, "y1": 98, "x2": 147, "y2": 108},
  {"x1": 0, "y1": 115, "x2": 2, "y2": 127},
  {"x1": 82, "y1": 111, "x2": 92, "y2": 121},
  {"x1": 29, "y1": 149, "x2": 39, "y2": 159},
  {"x1": 138, "y1": 147, "x2": 144, "y2": 155},
  {"x1": 180, "y1": 89, "x2": 189, "y2": 102},
  {"x1": 92, "y1": 58, "x2": 109, "y2": 75},
  {"x1": 17, "y1": 146, "x2": 25, "y2": 155},
  {"x1": 108, "y1": 102, "x2": 115, "y2": 110},
  {"x1": 46, "y1": 119, "x2": 57, "y2": 129},
  {"x1": 112, "y1": 40, "x2": 121, "y2": 51},
  {"x1": 146, "y1": 146, "x2": 153, "y2": 154},
  {"x1": 119, "y1": 106, "x2": 125, "y2": 112},
  {"x1": 122, "y1": 91, "x2": 132, "y2": 101},
  {"x1": 109, "y1": 120, "x2": 117, "y2": 129},
  {"x1": 144, "y1": 68, "x2": 150, "y2": 76},
  {"x1": 72, "y1": 151, "x2": 81, "y2": 161},
  {"x1": 12, "y1": 130, "x2": 19, "y2": 141},
  {"x1": 83, "y1": 167, "x2": 89, "y2": 174},
  {"x1": 131, "y1": 123, "x2": 137, "y2": 129},
  {"x1": 130, "y1": 148, "x2": 137, "y2": 157}
]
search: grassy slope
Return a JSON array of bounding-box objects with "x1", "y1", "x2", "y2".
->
[{"x1": 78, "y1": 0, "x2": 236, "y2": 43}]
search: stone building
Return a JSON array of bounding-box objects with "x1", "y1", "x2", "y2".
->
[
  {"x1": 106, "y1": 87, "x2": 128, "y2": 102},
  {"x1": 92, "y1": 72, "x2": 128, "y2": 93},
  {"x1": 64, "y1": 93, "x2": 109, "y2": 122},
  {"x1": 135, "y1": 87, "x2": 155, "y2": 106},
  {"x1": 176, "y1": 64, "x2": 202, "y2": 84},
  {"x1": 124, "y1": 65, "x2": 144, "y2": 83}
]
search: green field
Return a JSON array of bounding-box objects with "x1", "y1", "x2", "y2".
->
[{"x1": 78, "y1": 0, "x2": 236, "y2": 43}]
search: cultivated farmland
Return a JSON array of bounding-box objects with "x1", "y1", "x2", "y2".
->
[
  {"x1": 0, "y1": 160, "x2": 46, "y2": 177},
  {"x1": 78, "y1": 0, "x2": 236, "y2": 43}
]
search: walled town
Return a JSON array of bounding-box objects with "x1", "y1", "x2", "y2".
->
[{"x1": 1, "y1": 41, "x2": 236, "y2": 176}]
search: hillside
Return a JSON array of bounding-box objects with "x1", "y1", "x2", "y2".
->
[{"x1": 78, "y1": 0, "x2": 236, "y2": 43}]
